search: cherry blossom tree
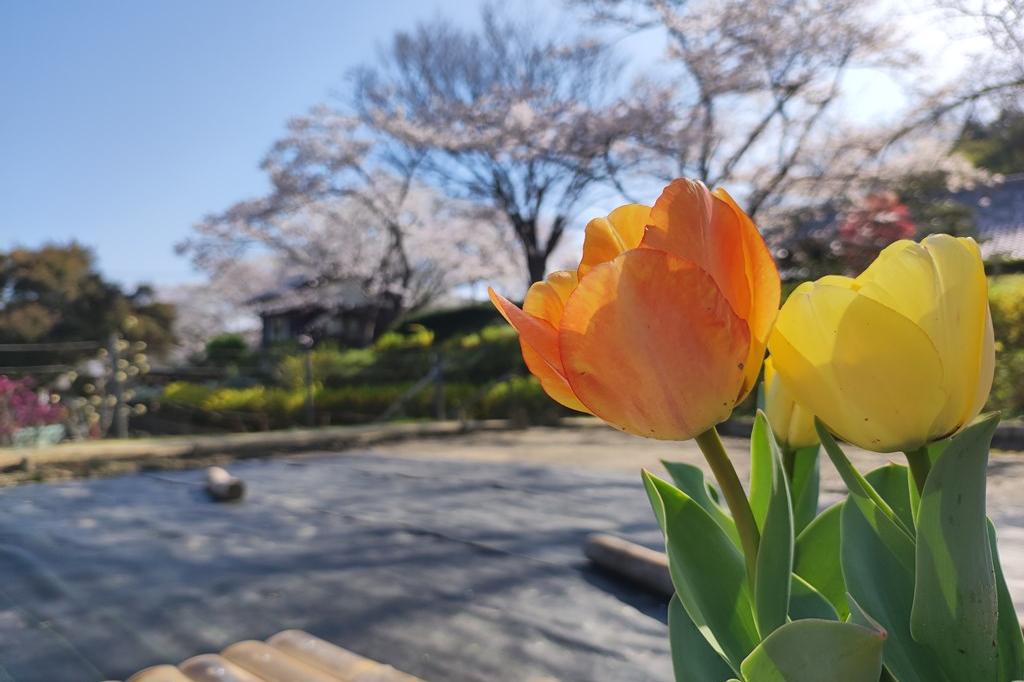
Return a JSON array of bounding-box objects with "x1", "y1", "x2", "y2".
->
[
  {"x1": 178, "y1": 110, "x2": 519, "y2": 337},
  {"x1": 350, "y1": 6, "x2": 664, "y2": 283},
  {"x1": 577, "y1": 0, "x2": 915, "y2": 217},
  {"x1": 159, "y1": 259, "x2": 274, "y2": 359}
]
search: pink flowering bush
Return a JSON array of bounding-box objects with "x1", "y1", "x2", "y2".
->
[{"x1": 0, "y1": 376, "x2": 65, "y2": 444}]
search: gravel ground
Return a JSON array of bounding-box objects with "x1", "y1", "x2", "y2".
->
[
  {"x1": 370, "y1": 424, "x2": 1024, "y2": 615},
  {"x1": 0, "y1": 423, "x2": 1020, "y2": 682},
  {"x1": 0, "y1": 451, "x2": 671, "y2": 682}
]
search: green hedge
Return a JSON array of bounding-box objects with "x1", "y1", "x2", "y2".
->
[
  {"x1": 988, "y1": 275, "x2": 1024, "y2": 416},
  {"x1": 275, "y1": 324, "x2": 524, "y2": 388},
  {"x1": 160, "y1": 374, "x2": 568, "y2": 430},
  {"x1": 401, "y1": 303, "x2": 505, "y2": 342}
]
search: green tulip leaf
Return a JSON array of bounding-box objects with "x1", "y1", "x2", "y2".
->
[
  {"x1": 911, "y1": 414, "x2": 999, "y2": 682},
  {"x1": 989, "y1": 521, "x2": 1024, "y2": 682},
  {"x1": 643, "y1": 471, "x2": 759, "y2": 673},
  {"x1": 753, "y1": 412, "x2": 794, "y2": 637},
  {"x1": 749, "y1": 414, "x2": 773, "y2": 531},
  {"x1": 790, "y1": 574, "x2": 839, "y2": 621},
  {"x1": 864, "y1": 463, "x2": 915, "y2": 532},
  {"x1": 739, "y1": 619, "x2": 885, "y2": 682},
  {"x1": 790, "y1": 444, "x2": 821, "y2": 535},
  {"x1": 644, "y1": 469, "x2": 668, "y2": 535},
  {"x1": 816, "y1": 420, "x2": 915, "y2": 539},
  {"x1": 842, "y1": 490, "x2": 949, "y2": 682},
  {"x1": 669, "y1": 593, "x2": 736, "y2": 682},
  {"x1": 662, "y1": 460, "x2": 741, "y2": 548},
  {"x1": 794, "y1": 502, "x2": 848, "y2": 619}
]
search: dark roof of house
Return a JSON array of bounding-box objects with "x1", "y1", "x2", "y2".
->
[
  {"x1": 248, "y1": 276, "x2": 371, "y2": 316},
  {"x1": 771, "y1": 172, "x2": 1024, "y2": 262},
  {"x1": 951, "y1": 173, "x2": 1024, "y2": 261}
]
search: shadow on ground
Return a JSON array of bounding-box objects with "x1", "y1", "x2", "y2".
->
[{"x1": 0, "y1": 453, "x2": 672, "y2": 682}]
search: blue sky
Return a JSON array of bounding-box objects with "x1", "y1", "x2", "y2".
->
[
  {"x1": 0, "y1": 0, "x2": 484, "y2": 287},
  {"x1": 0, "y1": 1, "x2": 966, "y2": 289}
]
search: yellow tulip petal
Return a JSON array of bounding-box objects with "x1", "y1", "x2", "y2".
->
[
  {"x1": 764, "y1": 357, "x2": 818, "y2": 450},
  {"x1": 645, "y1": 180, "x2": 779, "y2": 399},
  {"x1": 559, "y1": 249, "x2": 749, "y2": 440},
  {"x1": 769, "y1": 282, "x2": 947, "y2": 452},
  {"x1": 577, "y1": 203, "x2": 651, "y2": 278},
  {"x1": 488, "y1": 288, "x2": 588, "y2": 413},
  {"x1": 968, "y1": 308, "x2": 995, "y2": 421},
  {"x1": 854, "y1": 235, "x2": 991, "y2": 434}
]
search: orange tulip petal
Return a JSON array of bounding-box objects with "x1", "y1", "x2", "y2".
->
[
  {"x1": 559, "y1": 249, "x2": 750, "y2": 440},
  {"x1": 520, "y1": 342, "x2": 589, "y2": 413},
  {"x1": 644, "y1": 179, "x2": 779, "y2": 398},
  {"x1": 522, "y1": 270, "x2": 578, "y2": 328},
  {"x1": 578, "y1": 203, "x2": 651, "y2": 278},
  {"x1": 488, "y1": 288, "x2": 588, "y2": 413}
]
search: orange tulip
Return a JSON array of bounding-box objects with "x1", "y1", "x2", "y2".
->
[{"x1": 490, "y1": 178, "x2": 780, "y2": 440}]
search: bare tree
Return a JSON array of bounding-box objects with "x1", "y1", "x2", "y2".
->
[
  {"x1": 578, "y1": 0, "x2": 918, "y2": 216},
  {"x1": 350, "y1": 6, "x2": 662, "y2": 284}
]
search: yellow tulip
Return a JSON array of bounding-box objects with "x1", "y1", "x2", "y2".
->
[
  {"x1": 768, "y1": 234, "x2": 994, "y2": 453},
  {"x1": 763, "y1": 357, "x2": 819, "y2": 451},
  {"x1": 489, "y1": 178, "x2": 780, "y2": 440}
]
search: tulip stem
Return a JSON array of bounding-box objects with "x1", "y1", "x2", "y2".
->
[
  {"x1": 781, "y1": 447, "x2": 796, "y2": 481},
  {"x1": 905, "y1": 446, "x2": 931, "y2": 494},
  {"x1": 695, "y1": 427, "x2": 760, "y2": 587}
]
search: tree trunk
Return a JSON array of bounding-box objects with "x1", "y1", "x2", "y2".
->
[{"x1": 526, "y1": 251, "x2": 547, "y2": 286}]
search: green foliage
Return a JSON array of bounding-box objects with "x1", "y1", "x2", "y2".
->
[
  {"x1": 911, "y1": 416, "x2": 998, "y2": 681},
  {"x1": 989, "y1": 521, "x2": 1024, "y2": 682},
  {"x1": 668, "y1": 594, "x2": 737, "y2": 682},
  {"x1": 160, "y1": 375, "x2": 564, "y2": 428},
  {"x1": 739, "y1": 619, "x2": 885, "y2": 682},
  {"x1": 401, "y1": 303, "x2": 505, "y2": 342},
  {"x1": 644, "y1": 471, "x2": 759, "y2": 674},
  {"x1": 654, "y1": 416, "x2": 1020, "y2": 681},
  {"x1": 0, "y1": 242, "x2": 176, "y2": 363},
  {"x1": 988, "y1": 275, "x2": 1024, "y2": 416},
  {"x1": 793, "y1": 503, "x2": 847, "y2": 619},
  {"x1": 277, "y1": 345, "x2": 379, "y2": 389},
  {"x1": 203, "y1": 333, "x2": 254, "y2": 368},
  {"x1": 751, "y1": 414, "x2": 794, "y2": 638},
  {"x1": 373, "y1": 323, "x2": 434, "y2": 350},
  {"x1": 273, "y1": 323, "x2": 523, "y2": 389},
  {"x1": 661, "y1": 461, "x2": 740, "y2": 547},
  {"x1": 956, "y1": 108, "x2": 1024, "y2": 175},
  {"x1": 893, "y1": 170, "x2": 977, "y2": 239},
  {"x1": 788, "y1": 446, "x2": 820, "y2": 535}
]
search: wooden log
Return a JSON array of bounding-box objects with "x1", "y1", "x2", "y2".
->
[
  {"x1": 178, "y1": 654, "x2": 266, "y2": 682},
  {"x1": 205, "y1": 466, "x2": 245, "y2": 502},
  {"x1": 126, "y1": 665, "x2": 193, "y2": 682},
  {"x1": 268, "y1": 629, "x2": 423, "y2": 681},
  {"x1": 583, "y1": 532, "x2": 673, "y2": 597},
  {"x1": 222, "y1": 640, "x2": 342, "y2": 682}
]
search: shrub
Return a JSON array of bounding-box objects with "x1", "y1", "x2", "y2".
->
[
  {"x1": 442, "y1": 325, "x2": 524, "y2": 382},
  {"x1": 402, "y1": 303, "x2": 505, "y2": 342},
  {"x1": 373, "y1": 323, "x2": 434, "y2": 350},
  {"x1": 472, "y1": 376, "x2": 570, "y2": 423},
  {"x1": 162, "y1": 381, "x2": 217, "y2": 406},
  {"x1": 204, "y1": 333, "x2": 254, "y2": 368},
  {"x1": 277, "y1": 345, "x2": 377, "y2": 389},
  {"x1": 157, "y1": 375, "x2": 570, "y2": 429},
  {"x1": 988, "y1": 275, "x2": 1024, "y2": 417}
]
